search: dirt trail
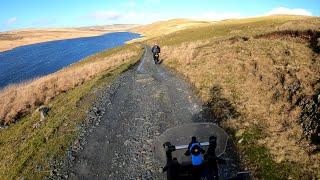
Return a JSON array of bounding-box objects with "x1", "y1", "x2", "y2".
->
[{"x1": 65, "y1": 46, "x2": 238, "y2": 179}]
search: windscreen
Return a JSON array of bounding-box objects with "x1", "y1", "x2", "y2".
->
[{"x1": 152, "y1": 123, "x2": 228, "y2": 164}]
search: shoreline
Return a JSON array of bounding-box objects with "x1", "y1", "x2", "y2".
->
[
  {"x1": 0, "y1": 32, "x2": 141, "y2": 90},
  {"x1": 0, "y1": 31, "x2": 138, "y2": 53},
  {"x1": 0, "y1": 25, "x2": 140, "y2": 53}
]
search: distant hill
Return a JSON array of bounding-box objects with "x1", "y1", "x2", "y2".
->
[
  {"x1": 0, "y1": 24, "x2": 139, "y2": 52},
  {"x1": 77, "y1": 24, "x2": 140, "y2": 31},
  {"x1": 131, "y1": 19, "x2": 213, "y2": 40}
]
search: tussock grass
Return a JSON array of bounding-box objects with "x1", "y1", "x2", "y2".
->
[
  {"x1": 0, "y1": 44, "x2": 143, "y2": 179},
  {"x1": 157, "y1": 15, "x2": 320, "y2": 178},
  {"x1": 0, "y1": 46, "x2": 139, "y2": 125}
]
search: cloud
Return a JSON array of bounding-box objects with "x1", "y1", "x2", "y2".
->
[
  {"x1": 80, "y1": 10, "x2": 163, "y2": 24},
  {"x1": 85, "y1": 11, "x2": 122, "y2": 21},
  {"x1": 193, "y1": 11, "x2": 242, "y2": 21},
  {"x1": 5, "y1": 17, "x2": 17, "y2": 26},
  {"x1": 124, "y1": 0, "x2": 160, "y2": 9},
  {"x1": 265, "y1": 7, "x2": 312, "y2": 16},
  {"x1": 31, "y1": 18, "x2": 56, "y2": 27},
  {"x1": 145, "y1": 0, "x2": 160, "y2": 4},
  {"x1": 126, "y1": 0, "x2": 137, "y2": 8},
  {"x1": 122, "y1": 12, "x2": 163, "y2": 23}
]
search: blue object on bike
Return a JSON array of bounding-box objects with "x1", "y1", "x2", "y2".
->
[{"x1": 190, "y1": 143, "x2": 203, "y2": 166}]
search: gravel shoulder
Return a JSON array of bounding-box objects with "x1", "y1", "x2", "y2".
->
[{"x1": 64, "y1": 46, "x2": 239, "y2": 179}]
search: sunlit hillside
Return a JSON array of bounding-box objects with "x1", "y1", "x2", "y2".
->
[{"x1": 151, "y1": 15, "x2": 320, "y2": 178}]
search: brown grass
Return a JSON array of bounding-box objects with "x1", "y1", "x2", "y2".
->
[
  {"x1": 158, "y1": 16, "x2": 320, "y2": 177},
  {"x1": 0, "y1": 48, "x2": 138, "y2": 125},
  {"x1": 162, "y1": 39, "x2": 320, "y2": 174},
  {"x1": 129, "y1": 19, "x2": 212, "y2": 43}
]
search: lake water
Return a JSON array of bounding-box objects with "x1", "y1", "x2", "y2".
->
[{"x1": 0, "y1": 32, "x2": 140, "y2": 89}]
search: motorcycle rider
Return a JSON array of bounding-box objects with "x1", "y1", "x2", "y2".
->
[{"x1": 151, "y1": 43, "x2": 161, "y2": 61}]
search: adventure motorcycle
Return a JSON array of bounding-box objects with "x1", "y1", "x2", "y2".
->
[
  {"x1": 153, "y1": 123, "x2": 250, "y2": 180},
  {"x1": 153, "y1": 53, "x2": 160, "y2": 64}
]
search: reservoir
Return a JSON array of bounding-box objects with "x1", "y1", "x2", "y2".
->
[{"x1": 0, "y1": 32, "x2": 140, "y2": 89}]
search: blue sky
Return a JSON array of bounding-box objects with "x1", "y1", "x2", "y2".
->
[{"x1": 0, "y1": 0, "x2": 319, "y2": 32}]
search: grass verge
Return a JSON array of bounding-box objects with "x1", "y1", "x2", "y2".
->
[
  {"x1": 0, "y1": 44, "x2": 144, "y2": 179},
  {"x1": 0, "y1": 43, "x2": 140, "y2": 124},
  {"x1": 231, "y1": 127, "x2": 312, "y2": 179}
]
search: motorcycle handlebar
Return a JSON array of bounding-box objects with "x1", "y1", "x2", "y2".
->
[{"x1": 173, "y1": 142, "x2": 210, "y2": 150}]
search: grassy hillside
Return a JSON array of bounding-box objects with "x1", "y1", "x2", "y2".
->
[
  {"x1": 150, "y1": 15, "x2": 320, "y2": 178},
  {"x1": 0, "y1": 44, "x2": 143, "y2": 179},
  {"x1": 130, "y1": 19, "x2": 212, "y2": 42}
]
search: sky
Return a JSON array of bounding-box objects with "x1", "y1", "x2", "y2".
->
[{"x1": 0, "y1": 0, "x2": 319, "y2": 32}]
